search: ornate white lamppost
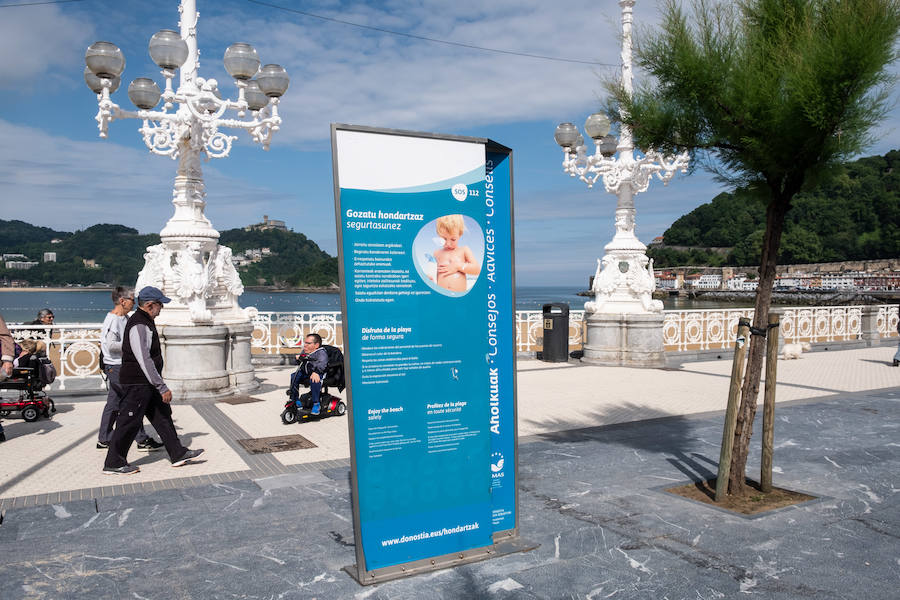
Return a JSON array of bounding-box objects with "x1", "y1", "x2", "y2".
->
[
  {"x1": 555, "y1": 0, "x2": 688, "y2": 367},
  {"x1": 84, "y1": 0, "x2": 290, "y2": 399}
]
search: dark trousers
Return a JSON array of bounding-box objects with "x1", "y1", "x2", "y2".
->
[
  {"x1": 289, "y1": 370, "x2": 322, "y2": 409},
  {"x1": 99, "y1": 365, "x2": 149, "y2": 445},
  {"x1": 104, "y1": 384, "x2": 187, "y2": 468}
]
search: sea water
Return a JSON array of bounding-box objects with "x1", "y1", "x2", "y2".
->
[{"x1": 0, "y1": 287, "x2": 748, "y2": 324}]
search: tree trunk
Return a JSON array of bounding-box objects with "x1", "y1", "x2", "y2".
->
[{"x1": 727, "y1": 195, "x2": 790, "y2": 495}]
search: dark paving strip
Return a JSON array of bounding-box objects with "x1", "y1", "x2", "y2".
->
[
  {"x1": 193, "y1": 403, "x2": 314, "y2": 478},
  {"x1": 0, "y1": 397, "x2": 352, "y2": 512},
  {"x1": 0, "y1": 457, "x2": 350, "y2": 511}
]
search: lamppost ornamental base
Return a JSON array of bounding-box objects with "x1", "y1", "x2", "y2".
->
[
  {"x1": 582, "y1": 311, "x2": 666, "y2": 368},
  {"x1": 159, "y1": 321, "x2": 259, "y2": 403}
]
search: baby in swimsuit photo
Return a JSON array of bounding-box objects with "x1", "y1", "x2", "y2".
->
[{"x1": 432, "y1": 214, "x2": 480, "y2": 292}]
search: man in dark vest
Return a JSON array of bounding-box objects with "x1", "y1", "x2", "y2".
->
[{"x1": 102, "y1": 286, "x2": 204, "y2": 475}]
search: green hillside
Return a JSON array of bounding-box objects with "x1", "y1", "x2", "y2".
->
[
  {"x1": 649, "y1": 150, "x2": 900, "y2": 267},
  {"x1": 0, "y1": 222, "x2": 337, "y2": 288}
]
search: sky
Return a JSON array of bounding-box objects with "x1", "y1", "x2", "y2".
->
[{"x1": 0, "y1": 0, "x2": 897, "y2": 287}]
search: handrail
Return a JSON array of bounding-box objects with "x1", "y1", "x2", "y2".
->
[{"x1": 5, "y1": 305, "x2": 895, "y2": 387}]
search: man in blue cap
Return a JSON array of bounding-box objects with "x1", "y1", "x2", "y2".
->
[{"x1": 103, "y1": 286, "x2": 204, "y2": 475}]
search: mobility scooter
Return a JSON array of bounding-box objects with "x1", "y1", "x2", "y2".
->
[{"x1": 281, "y1": 345, "x2": 346, "y2": 424}]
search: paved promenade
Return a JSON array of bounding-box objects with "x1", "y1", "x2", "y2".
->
[{"x1": 0, "y1": 345, "x2": 897, "y2": 598}]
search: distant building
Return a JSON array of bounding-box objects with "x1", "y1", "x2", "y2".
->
[
  {"x1": 821, "y1": 272, "x2": 855, "y2": 290},
  {"x1": 649, "y1": 236, "x2": 664, "y2": 247},
  {"x1": 683, "y1": 273, "x2": 702, "y2": 288},
  {"x1": 775, "y1": 275, "x2": 802, "y2": 289},
  {"x1": 82, "y1": 258, "x2": 100, "y2": 269},
  {"x1": 50, "y1": 238, "x2": 63, "y2": 244},
  {"x1": 5, "y1": 261, "x2": 38, "y2": 270},
  {"x1": 696, "y1": 273, "x2": 722, "y2": 289},
  {"x1": 726, "y1": 275, "x2": 746, "y2": 290},
  {"x1": 246, "y1": 214, "x2": 287, "y2": 232},
  {"x1": 2, "y1": 253, "x2": 27, "y2": 261},
  {"x1": 655, "y1": 271, "x2": 678, "y2": 290},
  {"x1": 43, "y1": 252, "x2": 57, "y2": 262}
]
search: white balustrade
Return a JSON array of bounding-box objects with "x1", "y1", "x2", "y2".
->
[
  {"x1": 250, "y1": 311, "x2": 343, "y2": 355},
  {"x1": 6, "y1": 305, "x2": 895, "y2": 387},
  {"x1": 7, "y1": 324, "x2": 104, "y2": 390}
]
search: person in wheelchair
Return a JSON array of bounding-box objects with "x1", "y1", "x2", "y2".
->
[
  {"x1": 289, "y1": 334, "x2": 328, "y2": 415},
  {"x1": 1, "y1": 337, "x2": 56, "y2": 424},
  {"x1": 13, "y1": 339, "x2": 45, "y2": 370}
]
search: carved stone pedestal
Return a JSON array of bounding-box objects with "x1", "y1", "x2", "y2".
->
[
  {"x1": 159, "y1": 322, "x2": 259, "y2": 403},
  {"x1": 227, "y1": 320, "x2": 258, "y2": 393},
  {"x1": 582, "y1": 311, "x2": 665, "y2": 368}
]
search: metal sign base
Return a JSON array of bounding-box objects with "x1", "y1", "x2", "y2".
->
[{"x1": 343, "y1": 536, "x2": 539, "y2": 586}]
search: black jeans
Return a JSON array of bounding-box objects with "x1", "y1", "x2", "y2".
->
[
  {"x1": 99, "y1": 365, "x2": 150, "y2": 444},
  {"x1": 104, "y1": 384, "x2": 187, "y2": 468}
]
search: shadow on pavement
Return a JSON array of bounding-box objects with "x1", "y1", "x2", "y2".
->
[
  {"x1": 0, "y1": 429, "x2": 96, "y2": 497},
  {"x1": 523, "y1": 403, "x2": 707, "y2": 458}
]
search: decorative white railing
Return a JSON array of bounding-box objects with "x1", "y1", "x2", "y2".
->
[
  {"x1": 515, "y1": 310, "x2": 586, "y2": 353},
  {"x1": 662, "y1": 305, "x2": 898, "y2": 352},
  {"x1": 250, "y1": 311, "x2": 344, "y2": 355},
  {"x1": 878, "y1": 304, "x2": 900, "y2": 337},
  {"x1": 6, "y1": 324, "x2": 104, "y2": 390},
  {"x1": 5, "y1": 305, "x2": 895, "y2": 387}
]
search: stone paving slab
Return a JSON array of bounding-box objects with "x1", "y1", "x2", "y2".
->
[
  {"x1": 216, "y1": 366, "x2": 352, "y2": 466},
  {"x1": 0, "y1": 390, "x2": 895, "y2": 598},
  {"x1": 2, "y1": 346, "x2": 898, "y2": 505},
  {"x1": 0, "y1": 401, "x2": 248, "y2": 501}
]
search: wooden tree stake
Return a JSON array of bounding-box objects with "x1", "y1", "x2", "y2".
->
[
  {"x1": 716, "y1": 318, "x2": 751, "y2": 502},
  {"x1": 761, "y1": 312, "x2": 780, "y2": 493}
]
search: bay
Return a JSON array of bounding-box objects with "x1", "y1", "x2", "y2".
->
[{"x1": 0, "y1": 287, "x2": 751, "y2": 324}]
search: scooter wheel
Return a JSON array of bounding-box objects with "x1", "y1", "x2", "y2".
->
[
  {"x1": 336, "y1": 402, "x2": 347, "y2": 416},
  {"x1": 281, "y1": 408, "x2": 298, "y2": 425},
  {"x1": 22, "y1": 406, "x2": 39, "y2": 422}
]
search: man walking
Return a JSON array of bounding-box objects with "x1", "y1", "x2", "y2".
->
[
  {"x1": 103, "y1": 286, "x2": 203, "y2": 475},
  {"x1": 96, "y1": 286, "x2": 163, "y2": 452}
]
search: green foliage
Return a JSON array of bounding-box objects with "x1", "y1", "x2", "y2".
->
[
  {"x1": 0, "y1": 220, "x2": 71, "y2": 255},
  {"x1": 615, "y1": 0, "x2": 900, "y2": 197},
  {"x1": 0, "y1": 221, "x2": 337, "y2": 288},
  {"x1": 218, "y1": 228, "x2": 337, "y2": 288},
  {"x1": 648, "y1": 246, "x2": 728, "y2": 267},
  {"x1": 662, "y1": 190, "x2": 765, "y2": 246},
  {"x1": 652, "y1": 150, "x2": 900, "y2": 266}
]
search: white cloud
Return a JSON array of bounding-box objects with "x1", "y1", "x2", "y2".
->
[
  {"x1": 194, "y1": 0, "x2": 639, "y2": 145},
  {"x1": 0, "y1": 119, "x2": 297, "y2": 235},
  {"x1": 0, "y1": 5, "x2": 94, "y2": 90}
]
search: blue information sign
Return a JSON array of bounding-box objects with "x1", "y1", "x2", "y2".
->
[{"x1": 332, "y1": 126, "x2": 516, "y2": 578}]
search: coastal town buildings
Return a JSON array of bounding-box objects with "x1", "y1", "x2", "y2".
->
[
  {"x1": 4, "y1": 260, "x2": 38, "y2": 270},
  {"x1": 231, "y1": 247, "x2": 272, "y2": 267},
  {"x1": 654, "y1": 268, "x2": 900, "y2": 292}
]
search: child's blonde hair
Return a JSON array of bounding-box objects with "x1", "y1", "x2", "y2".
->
[
  {"x1": 19, "y1": 339, "x2": 46, "y2": 355},
  {"x1": 436, "y1": 214, "x2": 465, "y2": 237}
]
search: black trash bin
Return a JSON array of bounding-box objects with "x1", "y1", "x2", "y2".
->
[{"x1": 541, "y1": 303, "x2": 569, "y2": 362}]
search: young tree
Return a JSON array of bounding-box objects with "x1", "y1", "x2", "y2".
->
[{"x1": 611, "y1": 0, "x2": 900, "y2": 495}]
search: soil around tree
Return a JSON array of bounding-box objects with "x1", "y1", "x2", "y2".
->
[{"x1": 666, "y1": 478, "x2": 816, "y2": 515}]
